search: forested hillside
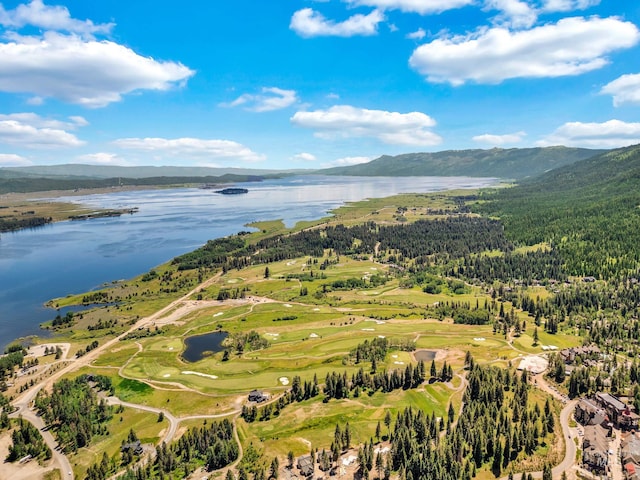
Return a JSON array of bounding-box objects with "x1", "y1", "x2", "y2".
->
[
  {"x1": 0, "y1": 173, "x2": 270, "y2": 194},
  {"x1": 475, "y1": 143, "x2": 640, "y2": 279},
  {"x1": 320, "y1": 147, "x2": 604, "y2": 180}
]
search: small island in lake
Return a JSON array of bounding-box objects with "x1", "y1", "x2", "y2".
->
[{"x1": 214, "y1": 187, "x2": 249, "y2": 195}]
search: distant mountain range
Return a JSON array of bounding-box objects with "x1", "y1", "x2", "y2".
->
[
  {"x1": 318, "y1": 146, "x2": 606, "y2": 180},
  {"x1": 0, "y1": 146, "x2": 609, "y2": 190},
  {"x1": 0, "y1": 164, "x2": 291, "y2": 179}
]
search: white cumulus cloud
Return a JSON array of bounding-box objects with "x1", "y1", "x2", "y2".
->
[
  {"x1": 601, "y1": 73, "x2": 640, "y2": 107},
  {"x1": 290, "y1": 8, "x2": 384, "y2": 37},
  {"x1": 76, "y1": 152, "x2": 130, "y2": 166},
  {"x1": 292, "y1": 152, "x2": 317, "y2": 162},
  {"x1": 473, "y1": 131, "x2": 526, "y2": 145},
  {"x1": 221, "y1": 87, "x2": 298, "y2": 112},
  {"x1": 409, "y1": 16, "x2": 640, "y2": 85},
  {"x1": 323, "y1": 156, "x2": 373, "y2": 168},
  {"x1": 537, "y1": 120, "x2": 640, "y2": 148},
  {"x1": 0, "y1": 112, "x2": 87, "y2": 130},
  {"x1": 112, "y1": 137, "x2": 266, "y2": 163},
  {"x1": 0, "y1": 33, "x2": 194, "y2": 107},
  {"x1": 291, "y1": 105, "x2": 442, "y2": 146},
  {"x1": 0, "y1": 112, "x2": 85, "y2": 148},
  {"x1": 485, "y1": 0, "x2": 537, "y2": 28},
  {"x1": 344, "y1": 0, "x2": 474, "y2": 14},
  {"x1": 0, "y1": 153, "x2": 31, "y2": 166},
  {"x1": 0, "y1": 0, "x2": 114, "y2": 36},
  {"x1": 540, "y1": 0, "x2": 600, "y2": 12},
  {"x1": 406, "y1": 28, "x2": 426, "y2": 40}
]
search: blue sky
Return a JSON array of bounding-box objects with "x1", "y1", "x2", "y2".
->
[{"x1": 0, "y1": 0, "x2": 639, "y2": 169}]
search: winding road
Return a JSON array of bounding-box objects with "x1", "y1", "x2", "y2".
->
[
  {"x1": 8, "y1": 272, "x2": 226, "y2": 479},
  {"x1": 499, "y1": 374, "x2": 578, "y2": 480}
]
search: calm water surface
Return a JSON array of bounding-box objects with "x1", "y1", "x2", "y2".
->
[
  {"x1": 0, "y1": 175, "x2": 497, "y2": 347},
  {"x1": 182, "y1": 332, "x2": 229, "y2": 363}
]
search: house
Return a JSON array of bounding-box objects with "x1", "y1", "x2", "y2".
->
[
  {"x1": 297, "y1": 455, "x2": 314, "y2": 478},
  {"x1": 248, "y1": 390, "x2": 269, "y2": 403},
  {"x1": 622, "y1": 433, "x2": 640, "y2": 479},
  {"x1": 121, "y1": 440, "x2": 143, "y2": 455},
  {"x1": 620, "y1": 407, "x2": 640, "y2": 431},
  {"x1": 624, "y1": 462, "x2": 640, "y2": 480},
  {"x1": 582, "y1": 424, "x2": 609, "y2": 473},
  {"x1": 575, "y1": 398, "x2": 607, "y2": 426},
  {"x1": 559, "y1": 345, "x2": 600, "y2": 365}
]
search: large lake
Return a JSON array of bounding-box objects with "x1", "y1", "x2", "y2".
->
[{"x1": 0, "y1": 175, "x2": 497, "y2": 347}]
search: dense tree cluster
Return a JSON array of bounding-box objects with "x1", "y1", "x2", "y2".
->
[
  {"x1": 0, "y1": 345, "x2": 24, "y2": 384},
  {"x1": 5, "y1": 417, "x2": 51, "y2": 462},
  {"x1": 242, "y1": 375, "x2": 320, "y2": 423},
  {"x1": 112, "y1": 419, "x2": 237, "y2": 480},
  {"x1": 0, "y1": 215, "x2": 51, "y2": 232},
  {"x1": 34, "y1": 374, "x2": 113, "y2": 453},
  {"x1": 384, "y1": 364, "x2": 554, "y2": 480},
  {"x1": 325, "y1": 362, "x2": 426, "y2": 401},
  {"x1": 225, "y1": 330, "x2": 270, "y2": 353},
  {"x1": 474, "y1": 144, "x2": 640, "y2": 279},
  {"x1": 172, "y1": 217, "x2": 513, "y2": 273},
  {"x1": 346, "y1": 337, "x2": 415, "y2": 365},
  {"x1": 460, "y1": 250, "x2": 567, "y2": 285}
]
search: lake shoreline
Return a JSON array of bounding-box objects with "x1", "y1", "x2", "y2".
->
[{"x1": 1, "y1": 176, "x2": 499, "y2": 349}]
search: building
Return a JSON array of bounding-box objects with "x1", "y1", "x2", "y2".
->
[
  {"x1": 583, "y1": 424, "x2": 609, "y2": 473},
  {"x1": 595, "y1": 392, "x2": 637, "y2": 428},
  {"x1": 622, "y1": 432, "x2": 640, "y2": 479},
  {"x1": 297, "y1": 455, "x2": 314, "y2": 478},
  {"x1": 121, "y1": 440, "x2": 144, "y2": 455},
  {"x1": 559, "y1": 345, "x2": 600, "y2": 365},
  {"x1": 248, "y1": 390, "x2": 269, "y2": 403},
  {"x1": 620, "y1": 408, "x2": 640, "y2": 431},
  {"x1": 575, "y1": 398, "x2": 607, "y2": 426}
]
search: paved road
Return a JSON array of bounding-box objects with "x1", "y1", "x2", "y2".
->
[
  {"x1": 9, "y1": 402, "x2": 74, "y2": 479},
  {"x1": 498, "y1": 374, "x2": 577, "y2": 480},
  {"x1": 8, "y1": 272, "x2": 225, "y2": 478}
]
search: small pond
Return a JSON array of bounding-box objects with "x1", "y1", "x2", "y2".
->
[
  {"x1": 182, "y1": 331, "x2": 228, "y2": 362},
  {"x1": 414, "y1": 349, "x2": 437, "y2": 362}
]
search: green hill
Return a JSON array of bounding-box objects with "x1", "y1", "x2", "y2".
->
[
  {"x1": 474, "y1": 143, "x2": 640, "y2": 278},
  {"x1": 319, "y1": 146, "x2": 605, "y2": 180}
]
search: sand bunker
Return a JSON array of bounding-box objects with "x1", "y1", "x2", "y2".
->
[
  {"x1": 284, "y1": 304, "x2": 292, "y2": 308},
  {"x1": 163, "y1": 374, "x2": 171, "y2": 378},
  {"x1": 182, "y1": 371, "x2": 218, "y2": 380},
  {"x1": 309, "y1": 333, "x2": 319, "y2": 338},
  {"x1": 361, "y1": 328, "x2": 375, "y2": 332},
  {"x1": 279, "y1": 377, "x2": 290, "y2": 385},
  {"x1": 213, "y1": 312, "x2": 224, "y2": 317},
  {"x1": 394, "y1": 361, "x2": 405, "y2": 365},
  {"x1": 473, "y1": 337, "x2": 485, "y2": 341}
]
